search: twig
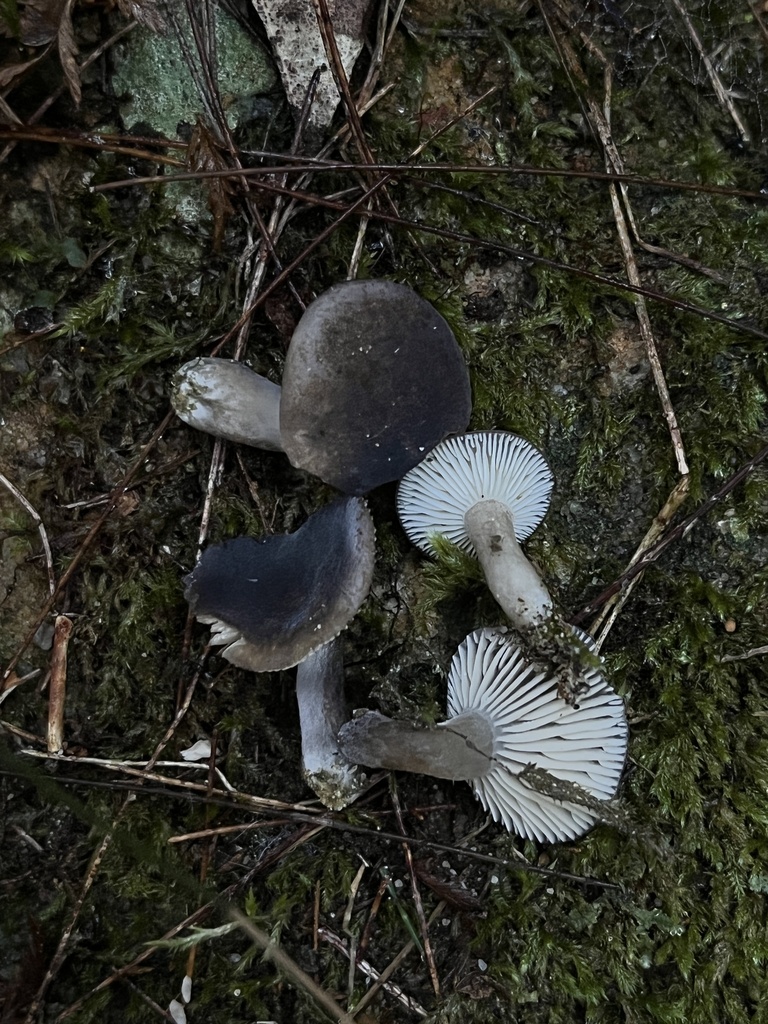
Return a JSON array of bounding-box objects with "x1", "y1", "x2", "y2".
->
[
  {"x1": 590, "y1": 477, "x2": 691, "y2": 647},
  {"x1": 19, "y1": 748, "x2": 327, "y2": 816},
  {"x1": 2, "y1": 411, "x2": 175, "y2": 682},
  {"x1": 91, "y1": 157, "x2": 768, "y2": 203},
  {"x1": 669, "y1": 0, "x2": 751, "y2": 144},
  {"x1": 0, "y1": 471, "x2": 56, "y2": 597},
  {"x1": 390, "y1": 782, "x2": 440, "y2": 997},
  {"x1": 719, "y1": 645, "x2": 768, "y2": 663},
  {"x1": 572, "y1": 440, "x2": 768, "y2": 624},
  {"x1": 542, "y1": 9, "x2": 689, "y2": 476},
  {"x1": 0, "y1": 669, "x2": 41, "y2": 707},
  {"x1": 46, "y1": 616, "x2": 73, "y2": 754},
  {"x1": 319, "y1": 926, "x2": 428, "y2": 1018},
  {"x1": 231, "y1": 910, "x2": 357, "y2": 1024}
]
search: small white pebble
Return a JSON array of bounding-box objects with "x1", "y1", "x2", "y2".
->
[
  {"x1": 477, "y1": 959, "x2": 488, "y2": 972},
  {"x1": 491, "y1": 875, "x2": 499, "y2": 884},
  {"x1": 168, "y1": 1000, "x2": 187, "y2": 1024}
]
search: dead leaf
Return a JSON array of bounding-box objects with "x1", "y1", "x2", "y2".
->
[
  {"x1": 18, "y1": 0, "x2": 68, "y2": 46},
  {"x1": 0, "y1": 48, "x2": 51, "y2": 91},
  {"x1": 250, "y1": 0, "x2": 372, "y2": 131},
  {"x1": 57, "y1": 0, "x2": 81, "y2": 105},
  {"x1": 187, "y1": 118, "x2": 235, "y2": 250},
  {"x1": 115, "y1": 0, "x2": 167, "y2": 34}
]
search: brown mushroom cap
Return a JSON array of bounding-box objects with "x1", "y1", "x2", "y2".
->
[
  {"x1": 185, "y1": 497, "x2": 375, "y2": 672},
  {"x1": 280, "y1": 280, "x2": 472, "y2": 495}
]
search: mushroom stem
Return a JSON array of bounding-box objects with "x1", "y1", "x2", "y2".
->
[
  {"x1": 296, "y1": 638, "x2": 366, "y2": 810},
  {"x1": 338, "y1": 709, "x2": 494, "y2": 781},
  {"x1": 464, "y1": 498, "x2": 553, "y2": 632},
  {"x1": 172, "y1": 357, "x2": 283, "y2": 451}
]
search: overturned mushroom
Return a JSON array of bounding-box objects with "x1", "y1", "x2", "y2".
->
[
  {"x1": 397, "y1": 431, "x2": 554, "y2": 631},
  {"x1": 172, "y1": 280, "x2": 472, "y2": 495},
  {"x1": 185, "y1": 497, "x2": 374, "y2": 809},
  {"x1": 339, "y1": 626, "x2": 627, "y2": 843},
  {"x1": 185, "y1": 496, "x2": 375, "y2": 672}
]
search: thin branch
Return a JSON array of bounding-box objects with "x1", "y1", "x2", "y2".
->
[
  {"x1": 572, "y1": 441, "x2": 768, "y2": 624},
  {"x1": 669, "y1": 0, "x2": 751, "y2": 144},
  {"x1": 231, "y1": 910, "x2": 357, "y2": 1024},
  {"x1": 0, "y1": 471, "x2": 56, "y2": 597},
  {"x1": 2, "y1": 411, "x2": 175, "y2": 681}
]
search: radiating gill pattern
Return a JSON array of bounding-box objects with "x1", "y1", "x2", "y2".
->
[
  {"x1": 397, "y1": 431, "x2": 554, "y2": 556},
  {"x1": 445, "y1": 627, "x2": 628, "y2": 843}
]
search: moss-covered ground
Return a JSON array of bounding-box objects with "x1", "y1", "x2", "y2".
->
[{"x1": 1, "y1": 1, "x2": 767, "y2": 1021}]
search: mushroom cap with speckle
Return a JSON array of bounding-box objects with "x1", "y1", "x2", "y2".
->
[
  {"x1": 447, "y1": 626, "x2": 627, "y2": 843},
  {"x1": 280, "y1": 280, "x2": 472, "y2": 495},
  {"x1": 185, "y1": 497, "x2": 375, "y2": 672},
  {"x1": 397, "y1": 431, "x2": 554, "y2": 556}
]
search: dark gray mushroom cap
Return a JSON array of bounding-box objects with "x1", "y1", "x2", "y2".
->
[
  {"x1": 185, "y1": 497, "x2": 375, "y2": 672},
  {"x1": 280, "y1": 280, "x2": 472, "y2": 495}
]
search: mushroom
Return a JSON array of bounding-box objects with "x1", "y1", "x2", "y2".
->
[
  {"x1": 185, "y1": 496, "x2": 375, "y2": 672},
  {"x1": 172, "y1": 357, "x2": 282, "y2": 451},
  {"x1": 338, "y1": 626, "x2": 628, "y2": 843},
  {"x1": 185, "y1": 496, "x2": 375, "y2": 809},
  {"x1": 397, "y1": 431, "x2": 554, "y2": 632},
  {"x1": 171, "y1": 280, "x2": 472, "y2": 495}
]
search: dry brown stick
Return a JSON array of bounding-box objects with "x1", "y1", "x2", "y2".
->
[
  {"x1": 347, "y1": 902, "x2": 446, "y2": 1018},
  {"x1": 550, "y1": 17, "x2": 689, "y2": 478},
  {"x1": 572, "y1": 440, "x2": 768, "y2": 624},
  {"x1": 319, "y1": 926, "x2": 428, "y2": 1018},
  {"x1": 23, "y1": 797, "x2": 132, "y2": 1024},
  {"x1": 669, "y1": 0, "x2": 751, "y2": 144},
  {"x1": 590, "y1": 477, "x2": 690, "y2": 648},
  {"x1": 389, "y1": 784, "x2": 440, "y2": 998},
  {"x1": 46, "y1": 616, "x2": 73, "y2": 755},
  {"x1": 232, "y1": 909, "x2": 356, "y2": 1024},
  {"x1": 0, "y1": 470, "x2": 56, "y2": 597},
  {"x1": 2, "y1": 411, "x2": 175, "y2": 682},
  {"x1": 0, "y1": 127, "x2": 185, "y2": 165}
]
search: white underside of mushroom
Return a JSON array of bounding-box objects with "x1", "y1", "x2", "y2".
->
[
  {"x1": 172, "y1": 357, "x2": 283, "y2": 451},
  {"x1": 464, "y1": 499, "x2": 553, "y2": 631},
  {"x1": 338, "y1": 627, "x2": 628, "y2": 844},
  {"x1": 296, "y1": 639, "x2": 367, "y2": 810}
]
